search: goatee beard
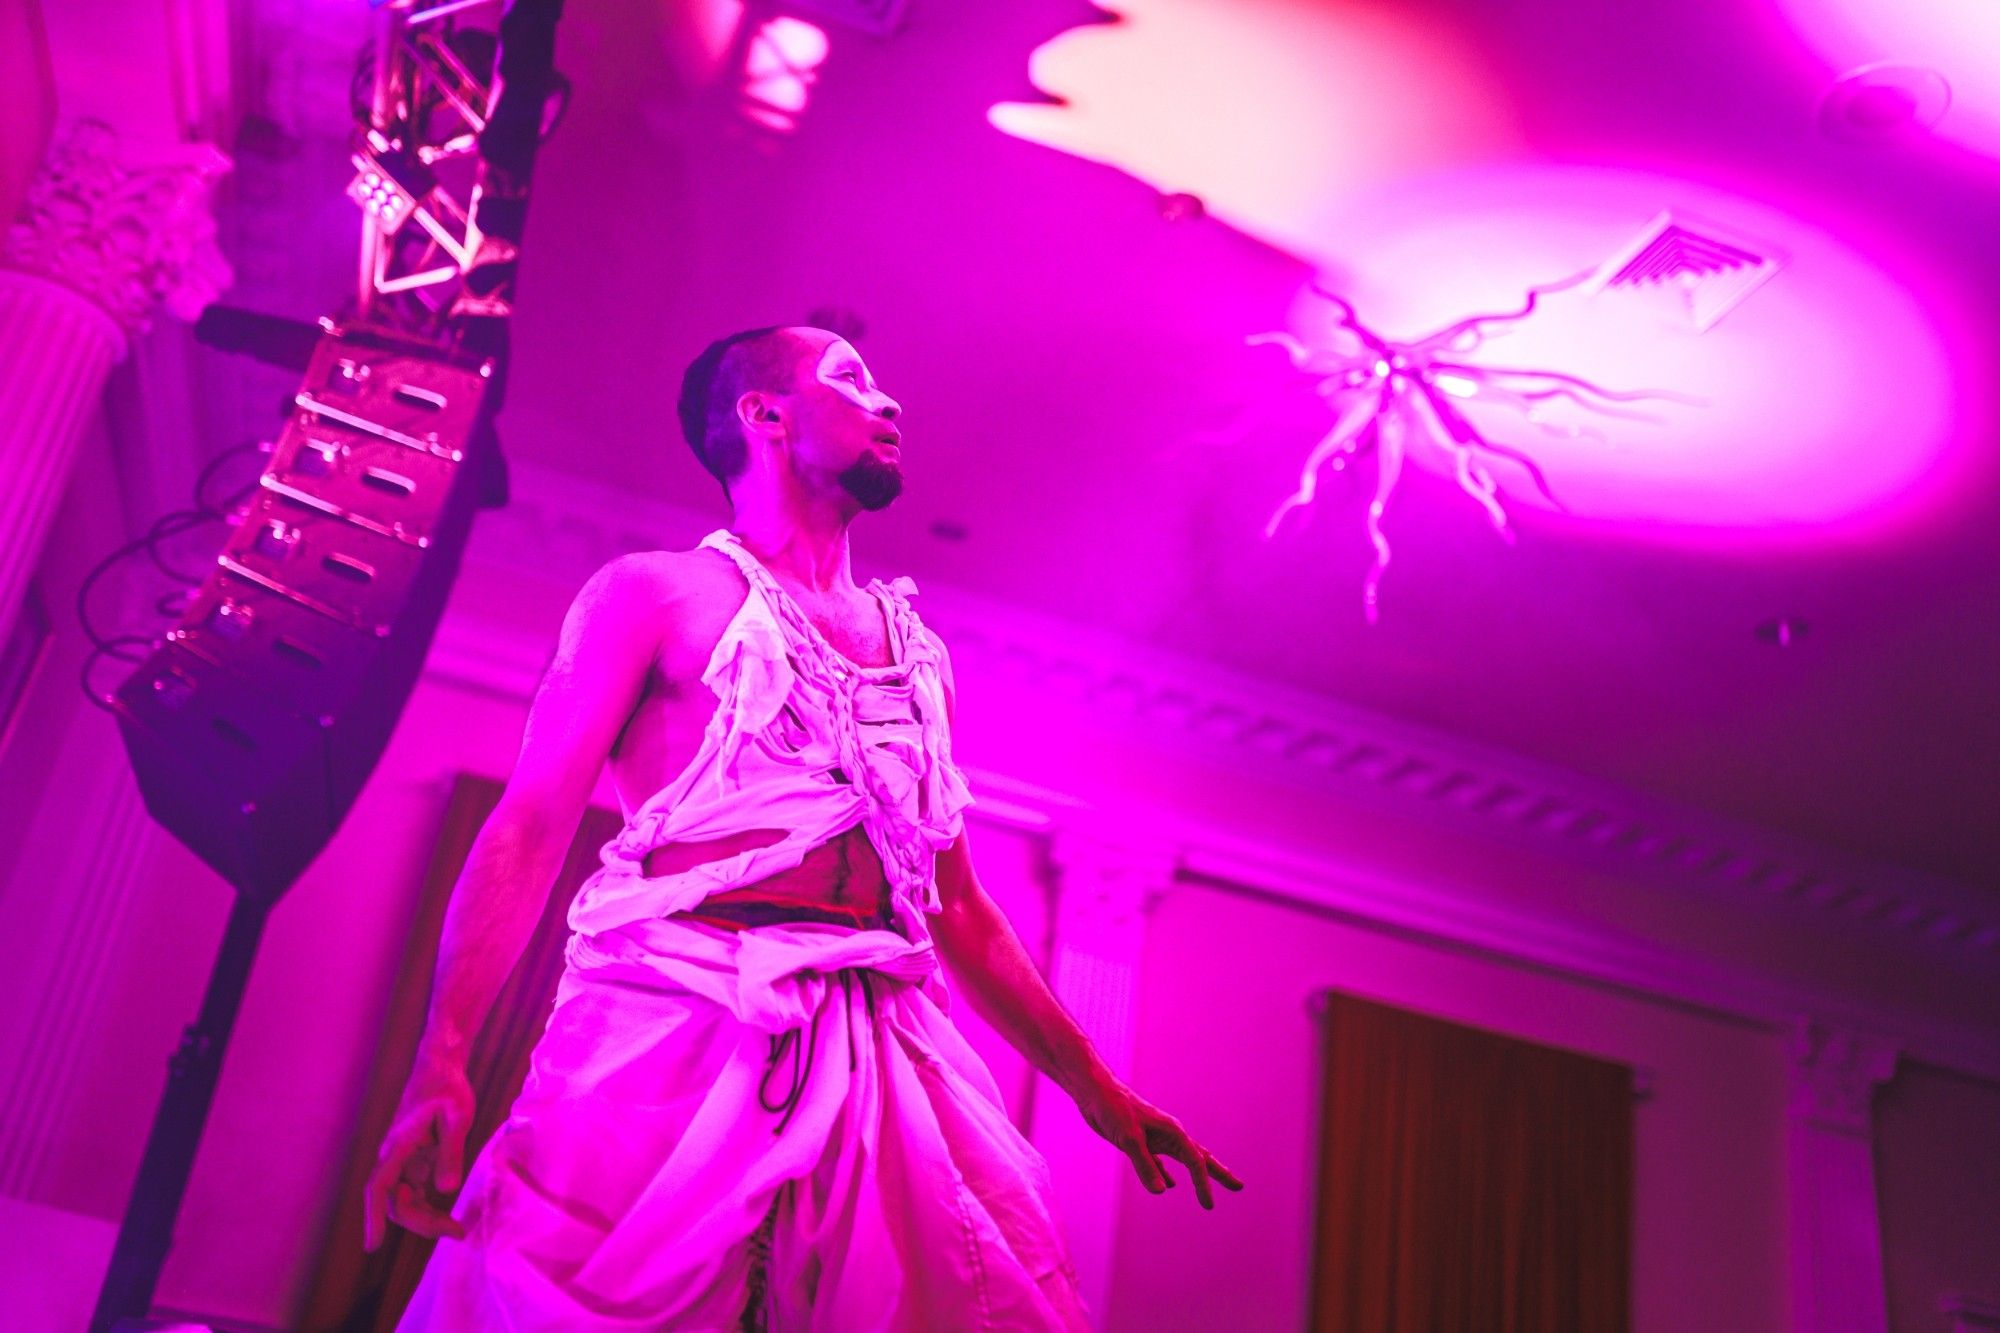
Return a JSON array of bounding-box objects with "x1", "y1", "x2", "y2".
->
[{"x1": 837, "y1": 455, "x2": 903, "y2": 511}]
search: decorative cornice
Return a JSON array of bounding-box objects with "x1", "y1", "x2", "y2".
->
[
  {"x1": 942, "y1": 604, "x2": 2000, "y2": 964},
  {"x1": 1045, "y1": 831, "x2": 1178, "y2": 933},
  {"x1": 0, "y1": 119, "x2": 232, "y2": 338}
]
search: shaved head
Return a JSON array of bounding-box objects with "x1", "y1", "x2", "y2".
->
[
  {"x1": 676, "y1": 323, "x2": 903, "y2": 516},
  {"x1": 676, "y1": 325, "x2": 833, "y2": 491}
]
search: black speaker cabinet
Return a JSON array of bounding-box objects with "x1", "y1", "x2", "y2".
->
[{"x1": 114, "y1": 325, "x2": 495, "y2": 901}]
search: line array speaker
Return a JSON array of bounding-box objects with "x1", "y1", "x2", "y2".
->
[{"x1": 113, "y1": 324, "x2": 495, "y2": 901}]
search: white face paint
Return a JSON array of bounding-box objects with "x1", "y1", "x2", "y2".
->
[
  {"x1": 805, "y1": 336, "x2": 905, "y2": 511},
  {"x1": 813, "y1": 339, "x2": 901, "y2": 420}
]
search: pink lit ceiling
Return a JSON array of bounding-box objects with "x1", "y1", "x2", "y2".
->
[
  {"x1": 340, "y1": 0, "x2": 2000, "y2": 886},
  {"x1": 989, "y1": 1, "x2": 1985, "y2": 543}
]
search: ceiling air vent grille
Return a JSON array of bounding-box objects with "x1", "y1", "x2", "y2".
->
[{"x1": 1591, "y1": 210, "x2": 1782, "y2": 333}]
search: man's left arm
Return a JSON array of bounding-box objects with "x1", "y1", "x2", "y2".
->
[{"x1": 925, "y1": 639, "x2": 1243, "y2": 1210}]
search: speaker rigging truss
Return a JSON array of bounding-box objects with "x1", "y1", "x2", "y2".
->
[
  {"x1": 354, "y1": 0, "x2": 569, "y2": 347},
  {"x1": 94, "y1": 2, "x2": 565, "y2": 1326}
]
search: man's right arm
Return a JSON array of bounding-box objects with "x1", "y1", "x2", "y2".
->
[{"x1": 363, "y1": 554, "x2": 669, "y2": 1250}]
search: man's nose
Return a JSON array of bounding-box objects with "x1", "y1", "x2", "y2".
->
[{"x1": 876, "y1": 395, "x2": 901, "y2": 420}]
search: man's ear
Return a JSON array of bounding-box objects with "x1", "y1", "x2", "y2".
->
[{"x1": 734, "y1": 389, "x2": 785, "y2": 441}]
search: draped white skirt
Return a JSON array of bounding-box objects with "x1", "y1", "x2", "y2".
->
[{"x1": 398, "y1": 919, "x2": 1090, "y2": 1332}]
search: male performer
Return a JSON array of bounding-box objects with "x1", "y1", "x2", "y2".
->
[{"x1": 365, "y1": 326, "x2": 1241, "y2": 1329}]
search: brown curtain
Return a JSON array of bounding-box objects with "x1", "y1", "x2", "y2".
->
[
  {"x1": 299, "y1": 774, "x2": 624, "y2": 1332},
  {"x1": 1310, "y1": 992, "x2": 1633, "y2": 1333}
]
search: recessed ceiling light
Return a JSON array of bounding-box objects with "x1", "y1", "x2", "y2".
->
[
  {"x1": 1818, "y1": 63, "x2": 1951, "y2": 144},
  {"x1": 806, "y1": 305, "x2": 867, "y2": 342}
]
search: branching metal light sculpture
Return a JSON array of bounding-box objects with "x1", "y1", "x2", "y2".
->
[{"x1": 1251, "y1": 270, "x2": 1700, "y2": 621}]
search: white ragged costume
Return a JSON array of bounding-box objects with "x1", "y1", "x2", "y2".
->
[{"x1": 399, "y1": 530, "x2": 1089, "y2": 1331}]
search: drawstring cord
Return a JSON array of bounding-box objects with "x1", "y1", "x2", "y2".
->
[
  {"x1": 840, "y1": 970, "x2": 878, "y2": 1074},
  {"x1": 843, "y1": 972, "x2": 855, "y2": 1075},
  {"x1": 758, "y1": 1004, "x2": 820, "y2": 1135},
  {"x1": 761, "y1": 969, "x2": 880, "y2": 1135}
]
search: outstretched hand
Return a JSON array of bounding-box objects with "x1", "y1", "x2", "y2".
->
[
  {"x1": 1073, "y1": 1076, "x2": 1244, "y2": 1210},
  {"x1": 363, "y1": 1050, "x2": 476, "y2": 1251}
]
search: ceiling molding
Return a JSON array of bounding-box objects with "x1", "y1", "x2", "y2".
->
[{"x1": 939, "y1": 603, "x2": 2000, "y2": 961}]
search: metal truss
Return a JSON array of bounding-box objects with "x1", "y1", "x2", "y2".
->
[{"x1": 352, "y1": 0, "x2": 564, "y2": 350}]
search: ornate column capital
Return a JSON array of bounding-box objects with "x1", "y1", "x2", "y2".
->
[
  {"x1": 1784, "y1": 1018, "x2": 1898, "y2": 1333},
  {"x1": 1786, "y1": 1019, "x2": 1899, "y2": 1136},
  {"x1": 2, "y1": 118, "x2": 232, "y2": 343},
  {"x1": 1045, "y1": 830, "x2": 1180, "y2": 933}
]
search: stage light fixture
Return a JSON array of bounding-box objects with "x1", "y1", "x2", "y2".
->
[{"x1": 347, "y1": 138, "x2": 438, "y2": 235}]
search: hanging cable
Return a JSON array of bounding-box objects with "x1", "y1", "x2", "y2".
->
[{"x1": 74, "y1": 442, "x2": 267, "y2": 713}]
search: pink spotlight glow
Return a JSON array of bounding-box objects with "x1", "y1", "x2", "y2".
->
[
  {"x1": 1773, "y1": 0, "x2": 2000, "y2": 159},
  {"x1": 988, "y1": 0, "x2": 1521, "y2": 265},
  {"x1": 1282, "y1": 165, "x2": 1978, "y2": 544},
  {"x1": 988, "y1": 1, "x2": 1987, "y2": 548}
]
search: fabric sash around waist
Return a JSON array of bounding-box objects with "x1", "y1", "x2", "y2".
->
[
  {"x1": 563, "y1": 916, "x2": 940, "y2": 1035},
  {"x1": 678, "y1": 896, "x2": 895, "y2": 933}
]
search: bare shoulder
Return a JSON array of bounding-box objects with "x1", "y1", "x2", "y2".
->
[
  {"x1": 569, "y1": 545, "x2": 749, "y2": 682},
  {"x1": 569, "y1": 547, "x2": 734, "y2": 611}
]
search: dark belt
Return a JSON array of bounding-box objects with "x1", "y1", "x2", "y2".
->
[
  {"x1": 671, "y1": 896, "x2": 898, "y2": 1134},
  {"x1": 676, "y1": 895, "x2": 896, "y2": 933}
]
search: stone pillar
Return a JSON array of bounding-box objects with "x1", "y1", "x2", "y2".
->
[
  {"x1": 0, "y1": 753, "x2": 157, "y2": 1202},
  {"x1": 1028, "y1": 831, "x2": 1177, "y2": 1327},
  {"x1": 0, "y1": 118, "x2": 230, "y2": 637},
  {"x1": 1786, "y1": 1020, "x2": 1899, "y2": 1333}
]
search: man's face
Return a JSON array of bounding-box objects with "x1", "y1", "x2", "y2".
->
[{"x1": 788, "y1": 332, "x2": 904, "y2": 511}]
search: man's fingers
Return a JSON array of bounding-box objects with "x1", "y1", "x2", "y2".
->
[
  {"x1": 378, "y1": 1117, "x2": 431, "y2": 1164},
  {"x1": 363, "y1": 1167, "x2": 388, "y2": 1252},
  {"x1": 391, "y1": 1181, "x2": 466, "y2": 1240},
  {"x1": 362, "y1": 1139, "x2": 417, "y2": 1253},
  {"x1": 1155, "y1": 1129, "x2": 1215, "y2": 1209},
  {"x1": 1122, "y1": 1140, "x2": 1168, "y2": 1193},
  {"x1": 364, "y1": 1108, "x2": 457, "y2": 1251},
  {"x1": 1149, "y1": 1123, "x2": 1247, "y2": 1209},
  {"x1": 1183, "y1": 1138, "x2": 1244, "y2": 1191},
  {"x1": 1187, "y1": 1150, "x2": 1215, "y2": 1210},
  {"x1": 1100, "y1": 1094, "x2": 1241, "y2": 1206},
  {"x1": 1099, "y1": 1105, "x2": 1168, "y2": 1193},
  {"x1": 434, "y1": 1106, "x2": 469, "y2": 1193}
]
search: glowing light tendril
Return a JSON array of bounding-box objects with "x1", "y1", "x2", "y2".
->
[{"x1": 1252, "y1": 271, "x2": 1701, "y2": 622}]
